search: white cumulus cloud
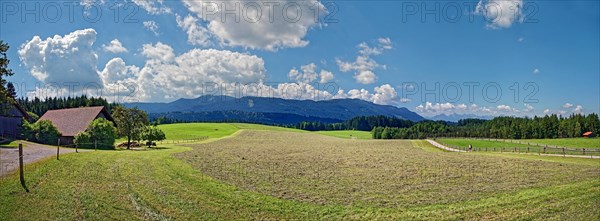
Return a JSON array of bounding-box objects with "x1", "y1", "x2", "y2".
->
[
  {"x1": 336, "y1": 38, "x2": 392, "y2": 84},
  {"x1": 132, "y1": 43, "x2": 267, "y2": 101},
  {"x1": 18, "y1": 30, "x2": 419, "y2": 107},
  {"x1": 143, "y1": 21, "x2": 160, "y2": 36},
  {"x1": 18, "y1": 28, "x2": 103, "y2": 86},
  {"x1": 475, "y1": 0, "x2": 523, "y2": 29},
  {"x1": 132, "y1": 0, "x2": 172, "y2": 14},
  {"x1": 176, "y1": 14, "x2": 211, "y2": 47},
  {"x1": 319, "y1": 70, "x2": 334, "y2": 83},
  {"x1": 102, "y1": 39, "x2": 128, "y2": 53},
  {"x1": 573, "y1": 105, "x2": 584, "y2": 114},
  {"x1": 288, "y1": 63, "x2": 334, "y2": 84},
  {"x1": 182, "y1": 0, "x2": 327, "y2": 51}
]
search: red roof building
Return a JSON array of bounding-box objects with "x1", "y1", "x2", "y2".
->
[
  {"x1": 582, "y1": 131, "x2": 593, "y2": 137},
  {"x1": 38, "y1": 106, "x2": 114, "y2": 144}
]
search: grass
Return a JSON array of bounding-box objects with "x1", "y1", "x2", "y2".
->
[
  {"x1": 0, "y1": 140, "x2": 20, "y2": 148},
  {"x1": 438, "y1": 138, "x2": 531, "y2": 149},
  {"x1": 115, "y1": 123, "x2": 247, "y2": 143},
  {"x1": 314, "y1": 130, "x2": 372, "y2": 139},
  {"x1": 229, "y1": 123, "x2": 304, "y2": 132},
  {"x1": 157, "y1": 123, "x2": 240, "y2": 140},
  {"x1": 511, "y1": 138, "x2": 600, "y2": 148},
  {"x1": 118, "y1": 122, "x2": 368, "y2": 142},
  {"x1": 440, "y1": 138, "x2": 599, "y2": 149},
  {"x1": 179, "y1": 130, "x2": 599, "y2": 217},
  {"x1": 3, "y1": 124, "x2": 598, "y2": 220},
  {"x1": 438, "y1": 138, "x2": 600, "y2": 156}
]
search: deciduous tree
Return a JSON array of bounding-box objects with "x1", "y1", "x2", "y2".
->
[{"x1": 112, "y1": 106, "x2": 149, "y2": 149}]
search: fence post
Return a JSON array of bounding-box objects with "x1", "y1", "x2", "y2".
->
[
  {"x1": 544, "y1": 145, "x2": 547, "y2": 154},
  {"x1": 562, "y1": 148, "x2": 565, "y2": 157},
  {"x1": 583, "y1": 148, "x2": 585, "y2": 156},
  {"x1": 19, "y1": 144, "x2": 30, "y2": 192},
  {"x1": 56, "y1": 138, "x2": 60, "y2": 160}
]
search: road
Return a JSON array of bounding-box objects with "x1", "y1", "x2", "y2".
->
[{"x1": 0, "y1": 142, "x2": 81, "y2": 177}]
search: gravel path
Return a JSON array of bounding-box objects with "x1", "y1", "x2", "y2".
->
[
  {"x1": 0, "y1": 142, "x2": 81, "y2": 177},
  {"x1": 426, "y1": 139, "x2": 466, "y2": 152},
  {"x1": 426, "y1": 139, "x2": 600, "y2": 159}
]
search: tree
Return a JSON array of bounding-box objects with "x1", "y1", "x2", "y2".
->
[
  {"x1": 22, "y1": 120, "x2": 61, "y2": 145},
  {"x1": 17, "y1": 95, "x2": 118, "y2": 117},
  {"x1": 26, "y1": 111, "x2": 39, "y2": 122},
  {"x1": 74, "y1": 118, "x2": 117, "y2": 149},
  {"x1": 6, "y1": 82, "x2": 16, "y2": 98},
  {"x1": 0, "y1": 41, "x2": 15, "y2": 115},
  {"x1": 141, "y1": 126, "x2": 166, "y2": 148},
  {"x1": 112, "y1": 106, "x2": 149, "y2": 149}
]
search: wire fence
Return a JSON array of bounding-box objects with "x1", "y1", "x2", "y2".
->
[
  {"x1": 55, "y1": 136, "x2": 211, "y2": 150},
  {"x1": 159, "y1": 137, "x2": 209, "y2": 145},
  {"x1": 433, "y1": 138, "x2": 600, "y2": 158}
]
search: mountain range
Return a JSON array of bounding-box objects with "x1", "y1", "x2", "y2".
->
[{"x1": 125, "y1": 95, "x2": 425, "y2": 124}]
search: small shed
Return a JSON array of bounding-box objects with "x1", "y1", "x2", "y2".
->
[
  {"x1": 38, "y1": 106, "x2": 114, "y2": 144},
  {"x1": 582, "y1": 131, "x2": 594, "y2": 138}
]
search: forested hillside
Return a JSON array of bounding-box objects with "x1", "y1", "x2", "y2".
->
[
  {"x1": 372, "y1": 114, "x2": 600, "y2": 139},
  {"x1": 17, "y1": 96, "x2": 119, "y2": 117}
]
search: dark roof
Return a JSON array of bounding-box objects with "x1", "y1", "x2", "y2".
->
[
  {"x1": 38, "y1": 106, "x2": 114, "y2": 137},
  {"x1": 1, "y1": 99, "x2": 32, "y2": 122},
  {"x1": 14, "y1": 101, "x2": 33, "y2": 122}
]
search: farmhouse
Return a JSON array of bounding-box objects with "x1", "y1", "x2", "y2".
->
[
  {"x1": 38, "y1": 106, "x2": 114, "y2": 144},
  {"x1": 0, "y1": 101, "x2": 32, "y2": 138}
]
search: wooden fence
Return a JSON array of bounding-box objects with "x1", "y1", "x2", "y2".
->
[{"x1": 433, "y1": 138, "x2": 600, "y2": 158}]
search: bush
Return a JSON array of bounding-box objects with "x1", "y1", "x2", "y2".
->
[
  {"x1": 74, "y1": 118, "x2": 117, "y2": 149},
  {"x1": 21, "y1": 120, "x2": 61, "y2": 145}
]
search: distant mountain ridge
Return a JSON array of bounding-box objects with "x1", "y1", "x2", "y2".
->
[{"x1": 125, "y1": 95, "x2": 425, "y2": 124}]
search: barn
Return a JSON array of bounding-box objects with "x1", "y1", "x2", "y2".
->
[
  {"x1": 0, "y1": 101, "x2": 32, "y2": 139},
  {"x1": 38, "y1": 106, "x2": 115, "y2": 145}
]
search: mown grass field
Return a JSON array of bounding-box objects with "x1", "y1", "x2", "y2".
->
[
  {"x1": 1, "y1": 123, "x2": 599, "y2": 220},
  {"x1": 313, "y1": 130, "x2": 372, "y2": 139}
]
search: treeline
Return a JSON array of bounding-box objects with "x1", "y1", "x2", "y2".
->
[
  {"x1": 294, "y1": 115, "x2": 414, "y2": 131},
  {"x1": 17, "y1": 95, "x2": 119, "y2": 117},
  {"x1": 372, "y1": 113, "x2": 600, "y2": 139}
]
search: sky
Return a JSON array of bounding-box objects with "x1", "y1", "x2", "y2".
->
[{"x1": 1, "y1": 0, "x2": 598, "y2": 118}]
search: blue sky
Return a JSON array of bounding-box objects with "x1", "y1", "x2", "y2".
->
[{"x1": 1, "y1": 0, "x2": 598, "y2": 117}]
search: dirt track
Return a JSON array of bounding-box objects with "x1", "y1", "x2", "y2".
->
[{"x1": 0, "y1": 142, "x2": 80, "y2": 177}]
